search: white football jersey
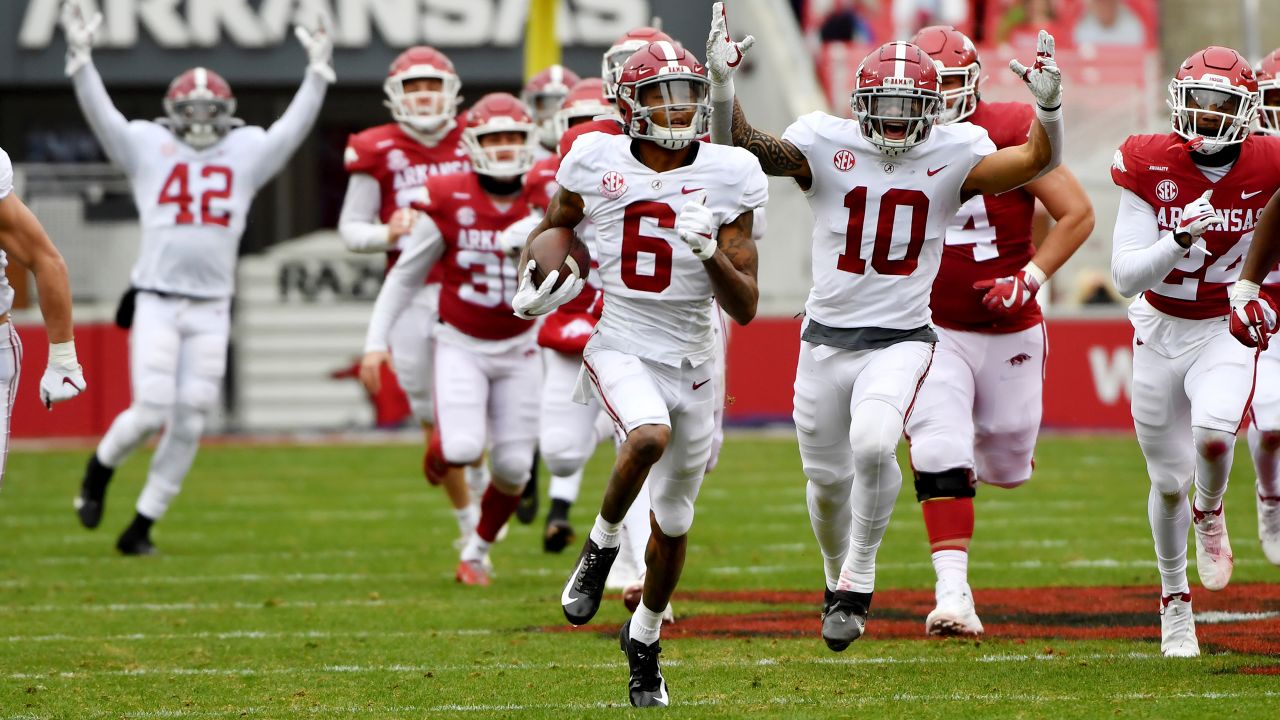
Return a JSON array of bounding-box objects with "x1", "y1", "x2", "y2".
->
[
  {"x1": 782, "y1": 112, "x2": 996, "y2": 333},
  {"x1": 72, "y1": 64, "x2": 325, "y2": 299},
  {"x1": 0, "y1": 147, "x2": 15, "y2": 316},
  {"x1": 558, "y1": 132, "x2": 768, "y2": 367}
]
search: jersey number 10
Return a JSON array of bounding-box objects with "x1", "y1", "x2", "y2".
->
[
  {"x1": 158, "y1": 163, "x2": 234, "y2": 227},
  {"x1": 836, "y1": 187, "x2": 929, "y2": 276}
]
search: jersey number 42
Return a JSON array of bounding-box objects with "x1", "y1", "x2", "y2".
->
[{"x1": 158, "y1": 163, "x2": 234, "y2": 227}]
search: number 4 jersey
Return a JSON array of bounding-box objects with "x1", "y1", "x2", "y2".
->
[
  {"x1": 782, "y1": 111, "x2": 996, "y2": 345},
  {"x1": 556, "y1": 132, "x2": 768, "y2": 367}
]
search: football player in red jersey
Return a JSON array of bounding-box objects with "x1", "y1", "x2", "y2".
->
[
  {"x1": 1109, "y1": 46, "x2": 1280, "y2": 656},
  {"x1": 339, "y1": 47, "x2": 482, "y2": 549},
  {"x1": 902, "y1": 25, "x2": 1095, "y2": 638},
  {"x1": 1244, "y1": 50, "x2": 1280, "y2": 567},
  {"x1": 710, "y1": 2, "x2": 1063, "y2": 651},
  {"x1": 522, "y1": 65, "x2": 581, "y2": 158},
  {"x1": 359, "y1": 93, "x2": 561, "y2": 586}
]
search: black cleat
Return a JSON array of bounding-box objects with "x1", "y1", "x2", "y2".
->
[
  {"x1": 561, "y1": 537, "x2": 619, "y2": 625},
  {"x1": 543, "y1": 517, "x2": 575, "y2": 554},
  {"x1": 116, "y1": 533, "x2": 157, "y2": 556},
  {"x1": 515, "y1": 454, "x2": 539, "y2": 524},
  {"x1": 821, "y1": 589, "x2": 870, "y2": 652},
  {"x1": 619, "y1": 620, "x2": 669, "y2": 708},
  {"x1": 74, "y1": 454, "x2": 114, "y2": 529}
]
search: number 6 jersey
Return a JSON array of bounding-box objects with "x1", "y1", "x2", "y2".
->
[
  {"x1": 781, "y1": 111, "x2": 995, "y2": 345},
  {"x1": 557, "y1": 132, "x2": 768, "y2": 367}
]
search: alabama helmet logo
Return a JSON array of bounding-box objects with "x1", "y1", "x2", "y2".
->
[
  {"x1": 1156, "y1": 179, "x2": 1179, "y2": 203},
  {"x1": 600, "y1": 170, "x2": 627, "y2": 200}
]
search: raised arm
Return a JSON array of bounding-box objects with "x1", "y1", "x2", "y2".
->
[
  {"x1": 61, "y1": 1, "x2": 138, "y2": 174},
  {"x1": 730, "y1": 99, "x2": 812, "y2": 188},
  {"x1": 251, "y1": 20, "x2": 334, "y2": 188}
]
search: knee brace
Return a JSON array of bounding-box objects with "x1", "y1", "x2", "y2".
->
[
  {"x1": 651, "y1": 491, "x2": 695, "y2": 538},
  {"x1": 914, "y1": 467, "x2": 976, "y2": 502}
]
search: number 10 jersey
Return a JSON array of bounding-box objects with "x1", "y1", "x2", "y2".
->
[
  {"x1": 782, "y1": 111, "x2": 995, "y2": 337},
  {"x1": 557, "y1": 132, "x2": 768, "y2": 368}
]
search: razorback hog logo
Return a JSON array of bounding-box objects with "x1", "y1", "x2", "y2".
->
[{"x1": 1008, "y1": 353, "x2": 1033, "y2": 366}]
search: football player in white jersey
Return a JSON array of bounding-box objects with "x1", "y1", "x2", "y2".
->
[
  {"x1": 61, "y1": 0, "x2": 332, "y2": 554},
  {"x1": 516, "y1": 42, "x2": 768, "y2": 707},
  {"x1": 708, "y1": 4, "x2": 1063, "y2": 650},
  {"x1": 0, "y1": 146, "x2": 87, "y2": 485}
]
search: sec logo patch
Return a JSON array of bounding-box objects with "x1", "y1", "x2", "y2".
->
[
  {"x1": 600, "y1": 171, "x2": 627, "y2": 200},
  {"x1": 1156, "y1": 179, "x2": 1178, "y2": 203},
  {"x1": 456, "y1": 206, "x2": 476, "y2": 227},
  {"x1": 833, "y1": 150, "x2": 855, "y2": 172}
]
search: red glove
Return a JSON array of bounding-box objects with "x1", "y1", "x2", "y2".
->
[
  {"x1": 1229, "y1": 281, "x2": 1278, "y2": 350},
  {"x1": 973, "y1": 263, "x2": 1047, "y2": 314}
]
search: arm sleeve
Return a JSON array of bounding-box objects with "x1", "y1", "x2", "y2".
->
[
  {"x1": 1110, "y1": 188, "x2": 1188, "y2": 298},
  {"x1": 70, "y1": 62, "x2": 140, "y2": 175},
  {"x1": 0, "y1": 148, "x2": 12, "y2": 200},
  {"x1": 250, "y1": 70, "x2": 329, "y2": 189},
  {"x1": 338, "y1": 174, "x2": 393, "y2": 253},
  {"x1": 363, "y1": 215, "x2": 445, "y2": 353}
]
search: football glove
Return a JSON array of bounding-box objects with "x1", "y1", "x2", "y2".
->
[
  {"x1": 1009, "y1": 30, "x2": 1062, "y2": 109},
  {"x1": 295, "y1": 12, "x2": 336, "y2": 83},
  {"x1": 59, "y1": 0, "x2": 102, "y2": 77},
  {"x1": 1229, "y1": 280, "x2": 1279, "y2": 350},
  {"x1": 511, "y1": 260, "x2": 584, "y2": 320},
  {"x1": 39, "y1": 341, "x2": 86, "y2": 410},
  {"x1": 1175, "y1": 189, "x2": 1223, "y2": 243},
  {"x1": 676, "y1": 191, "x2": 718, "y2": 261},
  {"x1": 973, "y1": 262, "x2": 1047, "y2": 314},
  {"x1": 706, "y1": 2, "x2": 756, "y2": 89}
]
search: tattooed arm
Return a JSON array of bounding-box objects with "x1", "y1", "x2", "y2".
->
[
  {"x1": 730, "y1": 98, "x2": 812, "y2": 189},
  {"x1": 702, "y1": 210, "x2": 759, "y2": 325}
]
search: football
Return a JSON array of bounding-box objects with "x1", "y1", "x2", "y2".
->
[{"x1": 528, "y1": 226, "x2": 591, "y2": 290}]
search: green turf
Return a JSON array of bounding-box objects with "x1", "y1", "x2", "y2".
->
[{"x1": 0, "y1": 436, "x2": 1277, "y2": 718}]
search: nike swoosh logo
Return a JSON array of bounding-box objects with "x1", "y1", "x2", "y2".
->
[
  {"x1": 561, "y1": 558, "x2": 583, "y2": 606},
  {"x1": 927, "y1": 165, "x2": 948, "y2": 176},
  {"x1": 1243, "y1": 190, "x2": 1263, "y2": 199},
  {"x1": 62, "y1": 378, "x2": 83, "y2": 390},
  {"x1": 681, "y1": 186, "x2": 703, "y2": 194},
  {"x1": 692, "y1": 379, "x2": 711, "y2": 390}
]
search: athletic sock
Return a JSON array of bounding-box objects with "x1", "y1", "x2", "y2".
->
[
  {"x1": 931, "y1": 549, "x2": 969, "y2": 587},
  {"x1": 589, "y1": 514, "x2": 623, "y2": 548},
  {"x1": 475, "y1": 486, "x2": 520, "y2": 543},
  {"x1": 629, "y1": 602, "x2": 664, "y2": 645},
  {"x1": 548, "y1": 498, "x2": 571, "y2": 522}
]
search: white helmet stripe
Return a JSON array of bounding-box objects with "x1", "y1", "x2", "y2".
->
[
  {"x1": 654, "y1": 40, "x2": 680, "y2": 67},
  {"x1": 551, "y1": 65, "x2": 562, "y2": 85},
  {"x1": 195, "y1": 67, "x2": 208, "y2": 92},
  {"x1": 894, "y1": 42, "x2": 906, "y2": 78}
]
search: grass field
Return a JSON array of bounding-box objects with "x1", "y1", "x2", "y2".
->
[{"x1": 2, "y1": 434, "x2": 1278, "y2": 718}]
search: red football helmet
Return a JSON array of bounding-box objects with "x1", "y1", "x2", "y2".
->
[
  {"x1": 911, "y1": 25, "x2": 981, "y2": 124},
  {"x1": 163, "y1": 68, "x2": 240, "y2": 149},
  {"x1": 1255, "y1": 49, "x2": 1280, "y2": 136},
  {"x1": 384, "y1": 46, "x2": 462, "y2": 137},
  {"x1": 461, "y1": 93, "x2": 537, "y2": 178},
  {"x1": 851, "y1": 42, "x2": 943, "y2": 157},
  {"x1": 601, "y1": 26, "x2": 675, "y2": 100},
  {"x1": 553, "y1": 78, "x2": 618, "y2": 148},
  {"x1": 522, "y1": 65, "x2": 582, "y2": 149},
  {"x1": 616, "y1": 41, "x2": 710, "y2": 150},
  {"x1": 1168, "y1": 46, "x2": 1259, "y2": 154}
]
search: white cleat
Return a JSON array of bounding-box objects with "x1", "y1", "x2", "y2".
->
[
  {"x1": 1192, "y1": 502, "x2": 1234, "y2": 591},
  {"x1": 925, "y1": 579, "x2": 984, "y2": 637},
  {"x1": 1159, "y1": 592, "x2": 1200, "y2": 657},
  {"x1": 1257, "y1": 489, "x2": 1280, "y2": 566}
]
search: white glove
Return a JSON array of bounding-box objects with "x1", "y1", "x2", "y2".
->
[
  {"x1": 498, "y1": 214, "x2": 544, "y2": 259},
  {"x1": 706, "y1": 2, "x2": 755, "y2": 91},
  {"x1": 511, "y1": 260, "x2": 585, "y2": 320},
  {"x1": 39, "y1": 341, "x2": 86, "y2": 410},
  {"x1": 1009, "y1": 30, "x2": 1062, "y2": 109},
  {"x1": 59, "y1": 0, "x2": 102, "y2": 77},
  {"x1": 295, "y1": 13, "x2": 335, "y2": 83},
  {"x1": 676, "y1": 192, "x2": 719, "y2": 261},
  {"x1": 1175, "y1": 190, "x2": 1223, "y2": 244}
]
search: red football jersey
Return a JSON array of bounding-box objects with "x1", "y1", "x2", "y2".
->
[
  {"x1": 930, "y1": 101, "x2": 1041, "y2": 333},
  {"x1": 525, "y1": 155, "x2": 560, "y2": 213},
  {"x1": 423, "y1": 172, "x2": 539, "y2": 341},
  {"x1": 1112, "y1": 133, "x2": 1280, "y2": 319},
  {"x1": 344, "y1": 122, "x2": 470, "y2": 282}
]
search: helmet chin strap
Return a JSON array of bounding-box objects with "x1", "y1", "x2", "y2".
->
[
  {"x1": 1188, "y1": 138, "x2": 1241, "y2": 166},
  {"x1": 399, "y1": 117, "x2": 456, "y2": 147}
]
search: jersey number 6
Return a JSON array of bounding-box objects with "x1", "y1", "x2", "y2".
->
[
  {"x1": 621, "y1": 201, "x2": 676, "y2": 293},
  {"x1": 158, "y1": 163, "x2": 234, "y2": 227},
  {"x1": 836, "y1": 187, "x2": 930, "y2": 276}
]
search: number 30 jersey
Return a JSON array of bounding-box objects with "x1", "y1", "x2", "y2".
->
[
  {"x1": 557, "y1": 132, "x2": 768, "y2": 367},
  {"x1": 71, "y1": 63, "x2": 325, "y2": 300},
  {"x1": 782, "y1": 111, "x2": 995, "y2": 337}
]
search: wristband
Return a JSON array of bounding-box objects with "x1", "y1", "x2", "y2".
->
[
  {"x1": 1022, "y1": 261, "x2": 1048, "y2": 286},
  {"x1": 49, "y1": 340, "x2": 79, "y2": 368}
]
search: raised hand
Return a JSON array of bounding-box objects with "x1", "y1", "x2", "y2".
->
[
  {"x1": 706, "y1": 2, "x2": 756, "y2": 88},
  {"x1": 59, "y1": 0, "x2": 102, "y2": 76},
  {"x1": 295, "y1": 11, "x2": 335, "y2": 83},
  {"x1": 1009, "y1": 30, "x2": 1062, "y2": 109}
]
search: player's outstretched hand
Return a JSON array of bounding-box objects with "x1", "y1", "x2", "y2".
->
[
  {"x1": 1009, "y1": 30, "x2": 1061, "y2": 109},
  {"x1": 973, "y1": 264, "x2": 1046, "y2": 314},
  {"x1": 1229, "y1": 281, "x2": 1279, "y2": 349},
  {"x1": 295, "y1": 11, "x2": 336, "y2": 83},
  {"x1": 676, "y1": 191, "x2": 719, "y2": 261},
  {"x1": 1176, "y1": 190, "x2": 1223, "y2": 246},
  {"x1": 39, "y1": 341, "x2": 86, "y2": 410},
  {"x1": 511, "y1": 260, "x2": 584, "y2": 320},
  {"x1": 706, "y1": 2, "x2": 756, "y2": 88},
  {"x1": 59, "y1": 0, "x2": 102, "y2": 77},
  {"x1": 359, "y1": 351, "x2": 390, "y2": 395}
]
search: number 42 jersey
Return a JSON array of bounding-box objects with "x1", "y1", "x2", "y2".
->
[
  {"x1": 782, "y1": 111, "x2": 996, "y2": 339},
  {"x1": 557, "y1": 132, "x2": 768, "y2": 367}
]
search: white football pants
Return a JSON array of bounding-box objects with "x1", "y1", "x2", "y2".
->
[{"x1": 0, "y1": 324, "x2": 21, "y2": 491}]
